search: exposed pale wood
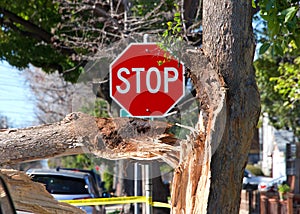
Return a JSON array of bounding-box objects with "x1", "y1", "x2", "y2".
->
[
  {"x1": 171, "y1": 51, "x2": 226, "y2": 213},
  {"x1": 0, "y1": 113, "x2": 179, "y2": 167},
  {"x1": 0, "y1": 169, "x2": 85, "y2": 214}
]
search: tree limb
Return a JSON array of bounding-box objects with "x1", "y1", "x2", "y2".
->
[
  {"x1": 0, "y1": 7, "x2": 76, "y2": 56},
  {"x1": 1, "y1": 7, "x2": 52, "y2": 42},
  {"x1": 0, "y1": 112, "x2": 179, "y2": 167}
]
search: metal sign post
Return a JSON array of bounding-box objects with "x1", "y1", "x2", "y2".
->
[
  {"x1": 144, "y1": 34, "x2": 152, "y2": 214},
  {"x1": 134, "y1": 162, "x2": 141, "y2": 214},
  {"x1": 145, "y1": 163, "x2": 153, "y2": 214}
]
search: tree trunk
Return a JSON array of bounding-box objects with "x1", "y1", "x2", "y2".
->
[{"x1": 171, "y1": 0, "x2": 260, "y2": 213}]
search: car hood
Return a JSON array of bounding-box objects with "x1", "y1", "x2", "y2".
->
[
  {"x1": 52, "y1": 193, "x2": 91, "y2": 200},
  {"x1": 244, "y1": 176, "x2": 274, "y2": 185}
]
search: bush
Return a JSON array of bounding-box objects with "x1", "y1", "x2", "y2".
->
[
  {"x1": 103, "y1": 170, "x2": 114, "y2": 192},
  {"x1": 246, "y1": 164, "x2": 264, "y2": 176},
  {"x1": 278, "y1": 183, "x2": 290, "y2": 193}
]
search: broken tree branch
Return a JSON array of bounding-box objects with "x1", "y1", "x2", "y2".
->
[
  {"x1": 0, "y1": 112, "x2": 179, "y2": 167},
  {"x1": 0, "y1": 169, "x2": 85, "y2": 214}
]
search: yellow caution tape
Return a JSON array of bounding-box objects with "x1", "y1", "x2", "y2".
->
[
  {"x1": 152, "y1": 201, "x2": 171, "y2": 208},
  {"x1": 59, "y1": 196, "x2": 171, "y2": 208}
]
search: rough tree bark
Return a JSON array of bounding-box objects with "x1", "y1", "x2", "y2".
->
[
  {"x1": 172, "y1": 0, "x2": 260, "y2": 213},
  {"x1": 171, "y1": 0, "x2": 260, "y2": 213},
  {"x1": 0, "y1": 113, "x2": 178, "y2": 167},
  {"x1": 204, "y1": 1, "x2": 260, "y2": 213}
]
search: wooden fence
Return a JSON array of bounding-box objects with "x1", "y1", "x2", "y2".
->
[{"x1": 240, "y1": 190, "x2": 300, "y2": 214}]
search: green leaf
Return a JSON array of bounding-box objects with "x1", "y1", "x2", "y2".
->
[
  {"x1": 167, "y1": 21, "x2": 172, "y2": 28},
  {"x1": 283, "y1": 101, "x2": 290, "y2": 107},
  {"x1": 265, "y1": 0, "x2": 274, "y2": 11},
  {"x1": 283, "y1": 6, "x2": 298, "y2": 23},
  {"x1": 162, "y1": 30, "x2": 168, "y2": 38},
  {"x1": 291, "y1": 35, "x2": 300, "y2": 48},
  {"x1": 294, "y1": 57, "x2": 300, "y2": 64},
  {"x1": 174, "y1": 12, "x2": 180, "y2": 17},
  {"x1": 174, "y1": 17, "x2": 181, "y2": 23},
  {"x1": 274, "y1": 43, "x2": 284, "y2": 56},
  {"x1": 252, "y1": 0, "x2": 256, "y2": 8},
  {"x1": 259, "y1": 43, "x2": 271, "y2": 54}
]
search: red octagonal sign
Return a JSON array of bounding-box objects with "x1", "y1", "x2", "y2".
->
[{"x1": 110, "y1": 43, "x2": 184, "y2": 117}]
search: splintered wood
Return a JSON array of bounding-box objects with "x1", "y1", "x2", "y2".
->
[
  {"x1": 0, "y1": 169, "x2": 84, "y2": 214},
  {"x1": 0, "y1": 113, "x2": 179, "y2": 166},
  {"x1": 171, "y1": 50, "x2": 226, "y2": 213}
]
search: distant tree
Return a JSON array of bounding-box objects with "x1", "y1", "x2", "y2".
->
[
  {"x1": 0, "y1": 115, "x2": 8, "y2": 129},
  {"x1": 0, "y1": 0, "x2": 80, "y2": 80},
  {"x1": 24, "y1": 68, "x2": 111, "y2": 170},
  {"x1": 254, "y1": 0, "x2": 300, "y2": 136},
  {"x1": 24, "y1": 68, "x2": 75, "y2": 124}
]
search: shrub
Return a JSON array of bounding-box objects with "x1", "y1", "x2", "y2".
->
[{"x1": 246, "y1": 164, "x2": 264, "y2": 176}]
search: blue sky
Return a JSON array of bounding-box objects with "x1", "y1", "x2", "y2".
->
[{"x1": 0, "y1": 61, "x2": 36, "y2": 128}]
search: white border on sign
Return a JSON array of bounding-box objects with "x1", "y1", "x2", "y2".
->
[{"x1": 109, "y1": 42, "x2": 185, "y2": 118}]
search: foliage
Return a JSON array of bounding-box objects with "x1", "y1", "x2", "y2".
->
[
  {"x1": 162, "y1": 3, "x2": 182, "y2": 38},
  {"x1": 130, "y1": 0, "x2": 174, "y2": 18},
  {"x1": 254, "y1": 54, "x2": 300, "y2": 136},
  {"x1": 0, "y1": 0, "x2": 82, "y2": 82},
  {"x1": 60, "y1": 154, "x2": 94, "y2": 169},
  {"x1": 80, "y1": 98, "x2": 110, "y2": 118},
  {"x1": 258, "y1": 0, "x2": 300, "y2": 56},
  {"x1": 246, "y1": 164, "x2": 264, "y2": 176},
  {"x1": 0, "y1": 0, "x2": 177, "y2": 82},
  {"x1": 102, "y1": 169, "x2": 114, "y2": 192},
  {"x1": 270, "y1": 57, "x2": 300, "y2": 105},
  {"x1": 158, "y1": 3, "x2": 184, "y2": 66},
  {"x1": 278, "y1": 183, "x2": 290, "y2": 193},
  {"x1": 254, "y1": 1, "x2": 300, "y2": 137}
]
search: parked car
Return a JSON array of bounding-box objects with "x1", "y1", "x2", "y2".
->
[
  {"x1": 243, "y1": 169, "x2": 286, "y2": 192},
  {"x1": 258, "y1": 175, "x2": 287, "y2": 192},
  {"x1": 26, "y1": 168, "x2": 103, "y2": 214},
  {"x1": 56, "y1": 167, "x2": 112, "y2": 198}
]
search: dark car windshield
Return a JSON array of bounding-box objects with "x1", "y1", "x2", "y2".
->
[{"x1": 31, "y1": 175, "x2": 89, "y2": 195}]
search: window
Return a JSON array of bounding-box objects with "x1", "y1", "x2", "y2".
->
[{"x1": 31, "y1": 175, "x2": 89, "y2": 195}]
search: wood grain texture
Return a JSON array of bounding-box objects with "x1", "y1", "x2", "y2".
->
[{"x1": 0, "y1": 169, "x2": 85, "y2": 214}]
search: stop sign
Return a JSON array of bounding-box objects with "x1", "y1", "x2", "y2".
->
[{"x1": 110, "y1": 43, "x2": 184, "y2": 117}]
